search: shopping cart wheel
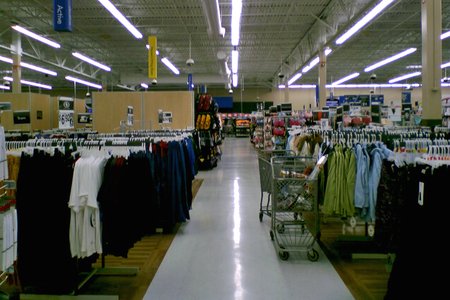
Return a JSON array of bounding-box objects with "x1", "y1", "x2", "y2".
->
[
  {"x1": 270, "y1": 230, "x2": 274, "y2": 241},
  {"x1": 279, "y1": 246, "x2": 289, "y2": 261},
  {"x1": 259, "y1": 212, "x2": 263, "y2": 222},
  {"x1": 276, "y1": 224, "x2": 285, "y2": 234},
  {"x1": 307, "y1": 249, "x2": 319, "y2": 262}
]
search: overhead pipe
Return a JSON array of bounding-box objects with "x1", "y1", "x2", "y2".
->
[{"x1": 201, "y1": 0, "x2": 226, "y2": 38}]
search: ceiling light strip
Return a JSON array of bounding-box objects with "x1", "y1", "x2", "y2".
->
[
  {"x1": 65, "y1": 76, "x2": 102, "y2": 89},
  {"x1": 364, "y1": 48, "x2": 417, "y2": 72},
  {"x1": 0, "y1": 54, "x2": 57, "y2": 76},
  {"x1": 441, "y1": 61, "x2": 450, "y2": 69},
  {"x1": 4, "y1": 76, "x2": 52, "y2": 90},
  {"x1": 388, "y1": 71, "x2": 421, "y2": 83},
  {"x1": 288, "y1": 73, "x2": 302, "y2": 86},
  {"x1": 11, "y1": 25, "x2": 61, "y2": 48},
  {"x1": 301, "y1": 48, "x2": 332, "y2": 74},
  {"x1": 117, "y1": 84, "x2": 134, "y2": 91},
  {"x1": 232, "y1": 50, "x2": 239, "y2": 74},
  {"x1": 141, "y1": 83, "x2": 148, "y2": 89},
  {"x1": 336, "y1": 0, "x2": 395, "y2": 45},
  {"x1": 441, "y1": 31, "x2": 450, "y2": 40},
  {"x1": 20, "y1": 62, "x2": 57, "y2": 76},
  {"x1": 232, "y1": 73, "x2": 238, "y2": 87},
  {"x1": 97, "y1": 0, "x2": 143, "y2": 39},
  {"x1": 231, "y1": 0, "x2": 242, "y2": 46},
  {"x1": 161, "y1": 57, "x2": 180, "y2": 75},
  {"x1": 0, "y1": 85, "x2": 10, "y2": 90},
  {"x1": 331, "y1": 72, "x2": 360, "y2": 86},
  {"x1": 72, "y1": 52, "x2": 111, "y2": 71}
]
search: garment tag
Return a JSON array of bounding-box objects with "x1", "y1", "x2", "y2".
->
[{"x1": 418, "y1": 182, "x2": 424, "y2": 206}]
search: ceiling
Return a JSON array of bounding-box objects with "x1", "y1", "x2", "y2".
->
[{"x1": 0, "y1": 0, "x2": 449, "y2": 92}]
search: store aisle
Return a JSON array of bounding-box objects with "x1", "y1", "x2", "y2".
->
[{"x1": 143, "y1": 138, "x2": 354, "y2": 300}]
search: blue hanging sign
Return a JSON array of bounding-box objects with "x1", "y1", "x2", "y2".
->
[
  {"x1": 187, "y1": 74, "x2": 193, "y2": 91},
  {"x1": 54, "y1": 0, "x2": 72, "y2": 32}
]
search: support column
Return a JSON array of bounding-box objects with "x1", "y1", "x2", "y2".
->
[
  {"x1": 284, "y1": 77, "x2": 289, "y2": 103},
  {"x1": 11, "y1": 30, "x2": 22, "y2": 93},
  {"x1": 318, "y1": 48, "x2": 327, "y2": 109},
  {"x1": 421, "y1": 0, "x2": 442, "y2": 126}
]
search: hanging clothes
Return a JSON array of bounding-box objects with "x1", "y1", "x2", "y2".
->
[
  {"x1": 16, "y1": 150, "x2": 77, "y2": 294},
  {"x1": 69, "y1": 156, "x2": 108, "y2": 258},
  {"x1": 323, "y1": 144, "x2": 356, "y2": 217}
]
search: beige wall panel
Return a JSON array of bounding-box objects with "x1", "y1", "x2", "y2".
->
[
  {"x1": 142, "y1": 91, "x2": 194, "y2": 130},
  {"x1": 30, "y1": 93, "x2": 51, "y2": 130},
  {"x1": 93, "y1": 92, "x2": 142, "y2": 133},
  {"x1": 74, "y1": 98, "x2": 88, "y2": 129},
  {"x1": 0, "y1": 93, "x2": 31, "y2": 131}
]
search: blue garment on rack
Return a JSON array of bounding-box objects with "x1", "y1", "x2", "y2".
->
[
  {"x1": 354, "y1": 144, "x2": 370, "y2": 210},
  {"x1": 366, "y1": 144, "x2": 392, "y2": 222}
]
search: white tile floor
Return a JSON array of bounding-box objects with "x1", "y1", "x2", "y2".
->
[{"x1": 144, "y1": 138, "x2": 354, "y2": 300}]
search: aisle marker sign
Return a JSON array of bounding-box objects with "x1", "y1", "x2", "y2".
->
[
  {"x1": 53, "y1": 0, "x2": 72, "y2": 32},
  {"x1": 148, "y1": 36, "x2": 157, "y2": 79}
]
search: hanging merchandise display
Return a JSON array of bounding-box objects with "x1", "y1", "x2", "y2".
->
[{"x1": 194, "y1": 94, "x2": 222, "y2": 170}]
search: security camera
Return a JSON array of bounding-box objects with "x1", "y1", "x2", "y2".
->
[
  {"x1": 278, "y1": 72, "x2": 285, "y2": 79},
  {"x1": 228, "y1": 89, "x2": 233, "y2": 94},
  {"x1": 370, "y1": 89, "x2": 375, "y2": 94},
  {"x1": 370, "y1": 73, "x2": 377, "y2": 80},
  {"x1": 3, "y1": 81, "x2": 10, "y2": 86},
  {"x1": 151, "y1": 79, "x2": 157, "y2": 85},
  {"x1": 186, "y1": 58, "x2": 195, "y2": 67},
  {"x1": 85, "y1": 92, "x2": 91, "y2": 97},
  {"x1": 443, "y1": 77, "x2": 449, "y2": 83}
]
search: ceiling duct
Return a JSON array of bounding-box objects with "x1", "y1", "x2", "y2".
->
[{"x1": 201, "y1": 0, "x2": 226, "y2": 38}]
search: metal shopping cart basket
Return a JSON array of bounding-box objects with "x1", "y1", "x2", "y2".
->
[
  {"x1": 257, "y1": 149, "x2": 295, "y2": 222},
  {"x1": 269, "y1": 155, "x2": 322, "y2": 261}
]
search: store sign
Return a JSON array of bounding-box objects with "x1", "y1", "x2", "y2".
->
[
  {"x1": 148, "y1": 36, "x2": 157, "y2": 79},
  {"x1": 53, "y1": 0, "x2": 72, "y2": 32},
  {"x1": 58, "y1": 97, "x2": 74, "y2": 129},
  {"x1": 127, "y1": 106, "x2": 134, "y2": 126}
]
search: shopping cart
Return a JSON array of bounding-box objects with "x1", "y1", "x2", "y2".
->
[
  {"x1": 257, "y1": 149, "x2": 295, "y2": 222},
  {"x1": 269, "y1": 156, "x2": 322, "y2": 261}
]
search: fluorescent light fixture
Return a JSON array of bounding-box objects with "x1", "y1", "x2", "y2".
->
[
  {"x1": 4, "y1": 76, "x2": 52, "y2": 90},
  {"x1": 72, "y1": 52, "x2": 111, "y2": 72},
  {"x1": 231, "y1": 0, "x2": 242, "y2": 46},
  {"x1": 97, "y1": 0, "x2": 143, "y2": 39},
  {"x1": 388, "y1": 72, "x2": 421, "y2": 83},
  {"x1": 0, "y1": 85, "x2": 10, "y2": 90},
  {"x1": 406, "y1": 65, "x2": 422, "y2": 69},
  {"x1": 20, "y1": 62, "x2": 57, "y2": 76},
  {"x1": 65, "y1": 75, "x2": 102, "y2": 89},
  {"x1": 0, "y1": 55, "x2": 12, "y2": 64},
  {"x1": 302, "y1": 57, "x2": 319, "y2": 73},
  {"x1": 161, "y1": 57, "x2": 180, "y2": 75},
  {"x1": 364, "y1": 48, "x2": 417, "y2": 72},
  {"x1": 331, "y1": 72, "x2": 360, "y2": 86},
  {"x1": 325, "y1": 83, "x2": 420, "y2": 89},
  {"x1": 279, "y1": 84, "x2": 316, "y2": 89},
  {"x1": 232, "y1": 73, "x2": 238, "y2": 87},
  {"x1": 336, "y1": 0, "x2": 395, "y2": 45},
  {"x1": 141, "y1": 83, "x2": 148, "y2": 89},
  {"x1": 117, "y1": 84, "x2": 134, "y2": 91},
  {"x1": 443, "y1": 83, "x2": 450, "y2": 87},
  {"x1": 441, "y1": 61, "x2": 450, "y2": 69},
  {"x1": 232, "y1": 50, "x2": 239, "y2": 74},
  {"x1": 0, "y1": 55, "x2": 57, "y2": 76},
  {"x1": 288, "y1": 73, "x2": 302, "y2": 86},
  {"x1": 441, "y1": 31, "x2": 450, "y2": 40},
  {"x1": 146, "y1": 45, "x2": 160, "y2": 55},
  {"x1": 12, "y1": 25, "x2": 61, "y2": 48},
  {"x1": 301, "y1": 49, "x2": 332, "y2": 74}
]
